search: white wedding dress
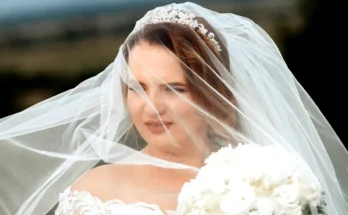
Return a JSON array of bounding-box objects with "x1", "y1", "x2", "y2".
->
[{"x1": 55, "y1": 187, "x2": 176, "y2": 215}]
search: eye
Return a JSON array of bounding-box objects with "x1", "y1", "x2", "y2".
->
[
  {"x1": 128, "y1": 85, "x2": 146, "y2": 92},
  {"x1": 128, "y1": 87, "x2": 138, "y2": 92},
  {"x1": 166, "y1": 87, "x2": 186, "y2": 93}
]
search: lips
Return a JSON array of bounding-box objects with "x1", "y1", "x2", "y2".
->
[
  {"x1": 144, "y1": 121, "x2": 173, "y2": 134},
  {"x1": 145, "y1": 121, "x2": 172, "y2": 126}
]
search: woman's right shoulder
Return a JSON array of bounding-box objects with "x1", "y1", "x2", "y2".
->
[{"x1": 70, "y1": 164, "x2": 130, "y2": 193}]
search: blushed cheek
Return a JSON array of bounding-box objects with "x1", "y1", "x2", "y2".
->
[
  {"x1": 126, "y1": 96, "x2": 141, "y2": 122},
  {"x1": 178, "y1": 104, "x2": 205, "y2": 133},
  {"x1": 191, "y1": 113, "x2": 207, "y2": 134}
]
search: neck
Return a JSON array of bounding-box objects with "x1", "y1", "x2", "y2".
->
[{"x1": 141, "y1": 140, "x2": 211, "y2": 168}]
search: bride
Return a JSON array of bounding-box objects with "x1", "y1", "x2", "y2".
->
[{"x1": 0, "y1": 2, "x2": 347, "y2": 215}]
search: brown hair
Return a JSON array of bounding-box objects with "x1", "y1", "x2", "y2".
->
[{"x1": 123, "y1": 19, "x2": 237, "y2": 137}]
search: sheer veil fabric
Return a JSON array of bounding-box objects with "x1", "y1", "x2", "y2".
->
[{"x1": 0, "y1": 2, "x2": 347, "y2": 214}]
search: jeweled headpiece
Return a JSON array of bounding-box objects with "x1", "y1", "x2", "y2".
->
[{"x1": 134, "y1": 4, "x2": 222, "y2": 53}]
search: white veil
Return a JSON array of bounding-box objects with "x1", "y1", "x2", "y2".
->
[{"x1": 0, "y1": 2, "x2": 347, "y2": 214}]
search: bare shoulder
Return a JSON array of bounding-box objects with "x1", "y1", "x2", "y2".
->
[{"x1": 71, "y1": 164, "x2": 130, "y2": 196}]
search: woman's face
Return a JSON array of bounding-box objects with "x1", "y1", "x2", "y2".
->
[{"x1": 126, "y1": 42, "x2": 208, "y2": 152}]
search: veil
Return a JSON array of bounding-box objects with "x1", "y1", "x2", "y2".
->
[{"x1": 0, "y1": 2, "x2": 347, "y2": 215}]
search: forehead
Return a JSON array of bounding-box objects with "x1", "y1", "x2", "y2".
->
[{"x1": 127, "y1": 42, "x2": 186, "y2": 84}]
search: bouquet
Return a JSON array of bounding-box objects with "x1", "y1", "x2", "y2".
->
[{"x1": 176, "y1": 144, "x2": 326, "y2": 215}]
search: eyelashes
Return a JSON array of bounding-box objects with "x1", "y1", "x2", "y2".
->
[
  {"x1": 127, "y1": 85, "x2": 145, "y2": 92},
  {"x1": 128, "y1": 86, "x2": 187, "y2": 93},
  {"x1": 165, "y1": 87, "x2": 186, "y2": 93}
]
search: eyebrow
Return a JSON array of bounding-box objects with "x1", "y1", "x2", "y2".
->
[
  {"x1": 127, "y1": 81, "x2": 186, "y2": 87},
  {"x1": 160, "y1": 82, "x2": 186, "y2": 87}
]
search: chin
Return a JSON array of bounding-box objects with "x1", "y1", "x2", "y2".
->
[{"x1": 146, "y1": 135, "x2": 178, "y2": 146}]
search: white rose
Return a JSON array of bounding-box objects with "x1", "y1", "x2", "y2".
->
[
  {"x1": 303, "y1": 181, "x2": 322, "y2": 206},
  {"x1": 196, "y1": 164, "x2": 242, "y2": 194},
  {"x1": 249, "y1": 196, "x2": 275, "y2": 215},
  {"x1": 238, "y1": 157, "x2": 264, "y2": 185},
  {"x1": 181, "y1": 205, "x2": 207, "y2": 215},
  {"x1": 204, "y1": 144, "x2": 237, "y2": 166},
  {"x1": 177, "y1": 191, "x2": 220, "y2": 215},
  {"x1": 200, "y1": 191, "x2": 222, "y2": 213},
  {"x1": 178, "y1": 180, "x2": 201, "y2": 203},
  {"x1": 259, "y1": 166, "x2": 294, "y2": 193},
  {"x1": 263, "y1": 145, "x2": 297, "y2": 189},
  {"x1": 291, "y1": 172, "x2": 322, "y2": 206},
  {"x1": 220, "y1": 182, "x2": 256, "y2": 215},
  {"x1": 272, "y1": 185, "x2": 302, "y2": 215},
  {"x1": 232, "y1": 144, "x2": 296, "y2": 192}
]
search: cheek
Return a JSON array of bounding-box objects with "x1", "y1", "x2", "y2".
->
[
  {"x1": 127, "y1": 94, "x2": 142, "y2": 122},
  {"x1": 169, "y1": 97, "x2": 206, "y2": 132}
]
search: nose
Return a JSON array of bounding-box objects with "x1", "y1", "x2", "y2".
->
[{"x1": 143, "y1": 90, "x2": 166, "y2": 117}]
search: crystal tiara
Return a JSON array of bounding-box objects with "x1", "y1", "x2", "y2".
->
[{"x1": 134, "y1": 4, "x2": 222, "y2": 53}]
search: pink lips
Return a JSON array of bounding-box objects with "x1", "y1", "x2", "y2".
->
[{"x1": 144, "y1": 121, "x2": 173, "y2": 134}]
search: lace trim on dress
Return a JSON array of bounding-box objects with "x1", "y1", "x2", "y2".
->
[{"x1": 55, "y1": 186, "x2": 176, "y2": 215}]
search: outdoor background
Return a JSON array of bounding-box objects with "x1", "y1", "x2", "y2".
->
[{"x1": 0, "y1": 0, "x2": 345, "y2": 213}]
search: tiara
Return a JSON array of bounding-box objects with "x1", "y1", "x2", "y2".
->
[{"x1": 134, "y1": 4, "x2": 222, "y2": 53}]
